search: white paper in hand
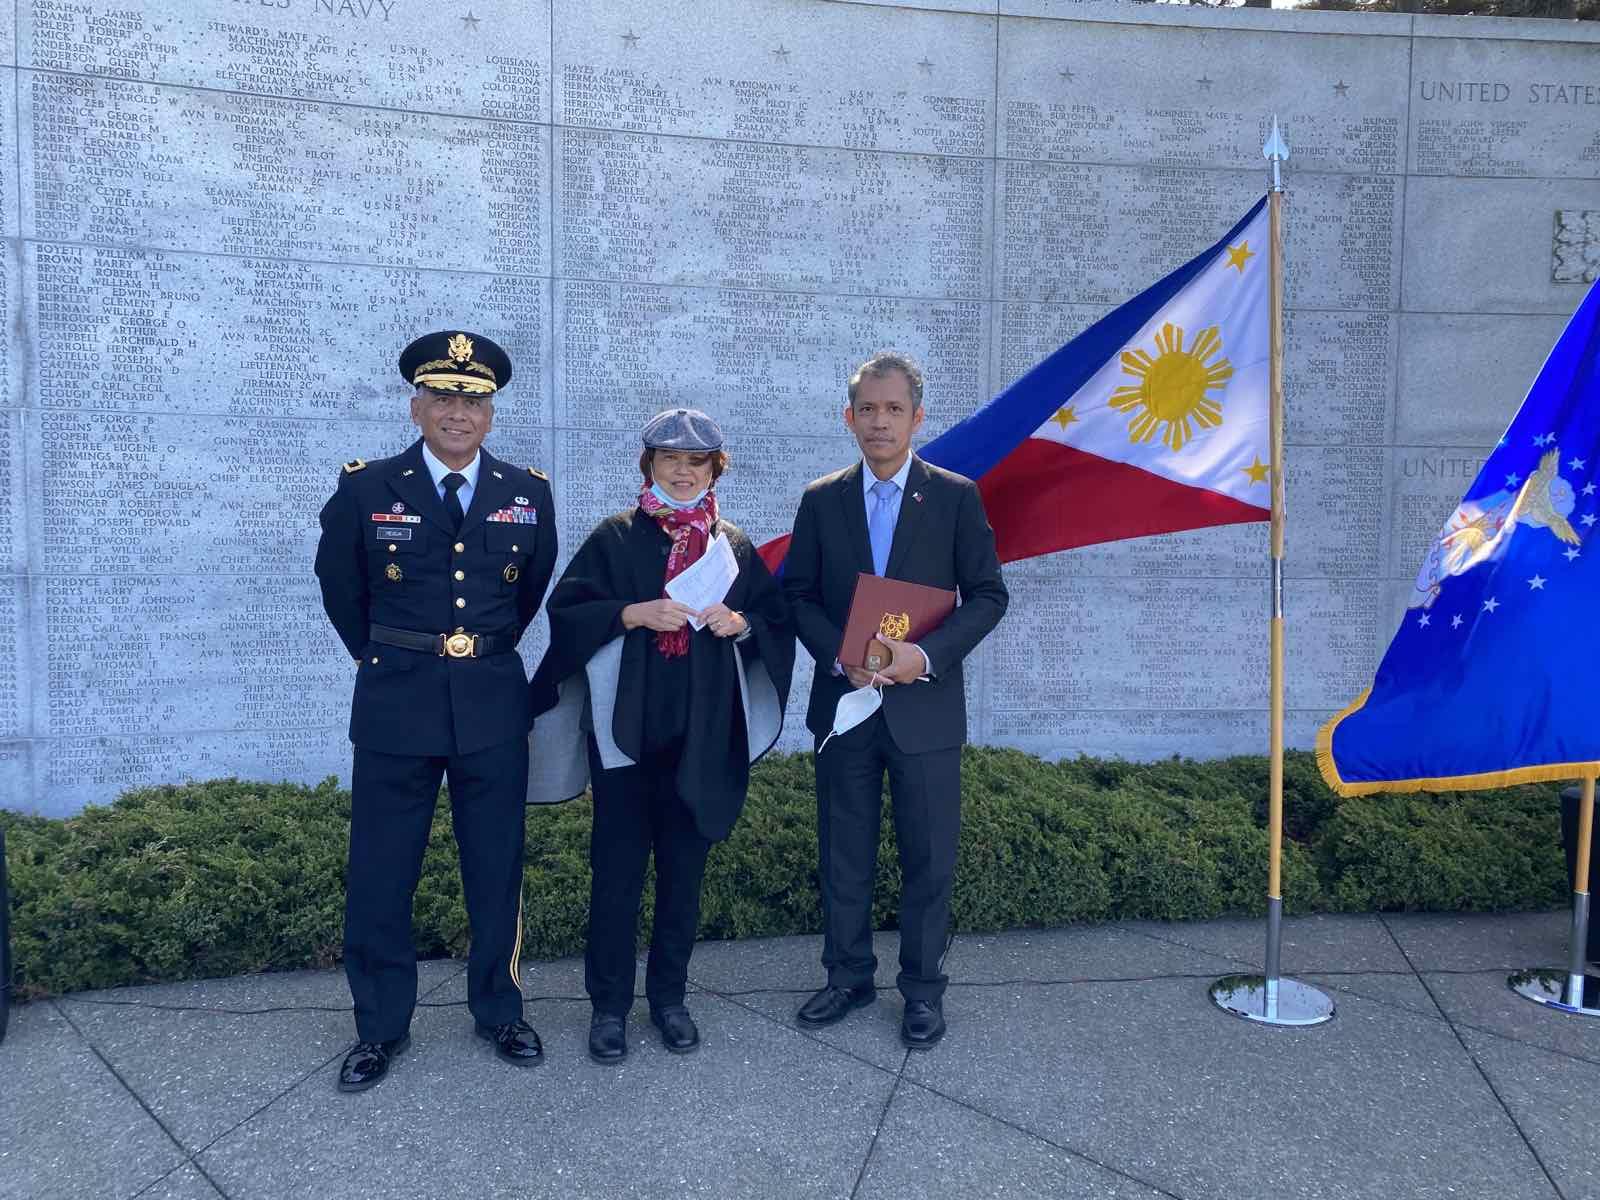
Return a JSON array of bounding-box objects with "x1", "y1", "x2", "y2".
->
[{"x1": 664, "y1": 532, "x2": 740, "y2": 630}]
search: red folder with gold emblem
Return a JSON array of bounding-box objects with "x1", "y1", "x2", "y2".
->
[{"x1": 837, "y1": 573, "x2": 956, "y2": 672}]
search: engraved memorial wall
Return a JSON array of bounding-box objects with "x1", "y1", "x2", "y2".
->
[{"x1": 4, "y1": 0, "x2": 1598, "y2": 814}]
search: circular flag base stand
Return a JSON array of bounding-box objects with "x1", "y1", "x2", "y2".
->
[
  {"x1": 1210, "y1": 975, "x2": 1336, "y2": 1027},
  {"x1": 1508, "y1": 968, "x2": 1600, "y2": 1018}
]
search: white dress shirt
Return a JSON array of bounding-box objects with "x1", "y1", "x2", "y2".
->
[{"x1": 421, "y1": 442, "x2": 481, "y2": 514}]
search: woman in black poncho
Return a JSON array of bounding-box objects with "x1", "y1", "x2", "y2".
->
[{"x1": 527, "y1": 408, "x2": 794, "y2": 1062}]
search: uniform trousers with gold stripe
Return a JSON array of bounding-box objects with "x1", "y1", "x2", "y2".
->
[{"x1": 344, "y1": 736, "x2": 528, "y2": 1042}]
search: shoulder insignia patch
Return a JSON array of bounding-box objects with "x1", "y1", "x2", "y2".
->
[
  {"x1": 527, "y1": 466, "x2": 548, "y2": 481},
  {"x1": 342, "y1": 458, "x2": 367, "y2": 474}
]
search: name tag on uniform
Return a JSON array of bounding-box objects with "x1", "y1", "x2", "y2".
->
[
  {"x1": 487, "y1": 506, "x2": 538, "y2": 525},
  {"x1": 371, "y1": 512, "x2": 421, "y2": 524},
  {"x1": 371, "y1": 526, "x2": 413, "y2": 541}
]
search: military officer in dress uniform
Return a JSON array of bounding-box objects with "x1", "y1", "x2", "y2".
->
[{"x1": 315, "y1": 330, "x2": 558, "y2": 1092}]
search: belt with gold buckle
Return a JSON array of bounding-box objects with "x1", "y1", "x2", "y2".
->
[{"x1": 369, "y1": 624, "x2": 514, "y2": 659}]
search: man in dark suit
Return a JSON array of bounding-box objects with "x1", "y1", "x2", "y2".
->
[
  {"x1": 315, "y1": 330, "x2": 558, "y2": 1091},
  {"x1": 784, "y1": 351, "x2": 1008, "y2": 1049}
]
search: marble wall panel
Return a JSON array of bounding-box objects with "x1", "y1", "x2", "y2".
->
[
  {"x1": 26, "y1": 413, "x2": 549, "y2": 580},
  {"x1": 997, "y1": 162, "x2": 1401, "y2": 312},
  {"x1": 24, "y1": 244, "x2": 551, "y2": 425},
  {"x1": 0, "y1": 577, "x2": 24, "y2": 740},
  {"x1": 1407, "y1": 35, "x2": 1600, "y2": 180},
  {"x1": 554, "y1": 0, "x2": 995, "y2": 155},
  {"x1": 19, "y1": 74, "x2": 550, "y2": 273},
  {"x1": 0, "y1": 741, "x2": 29, "y2": 811},
  {"x1": 30, "y1": 725, "x2": 350, "y2": 818},
  {"x1": 554, "y1": 127, "x2": 992, "y2": 297},
  {"x1": 0, "y1": 69, "x2": 15, "y2": 239},
  {"x1": 555, "y1": 280, "x2": 990, "y2": 438},
  {"x1": 1403, "y1": 176, "x2": 1600, "y2": 314},
  {"x1": 18, "y1": 0, "x2": 552, "y2": 122},
  {"x1": 1394, "y1": 312, "x2": 1568, "y2": 449},
  {"x1": 998, "y1": 17, "x2": 1409, "y2": 175}
]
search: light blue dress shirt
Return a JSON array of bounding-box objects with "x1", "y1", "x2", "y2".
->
[{"x1": 850, "y1": 454, "x2": 932, "y2": 678}]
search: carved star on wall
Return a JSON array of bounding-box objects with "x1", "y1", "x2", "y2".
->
[
  {"x1": 773, "y1": 44, "x2": 791, "y2": 62},
  {"x1": 917, "y1": 56, "x2": 934, "y2": 71},
  {"x1": 1333, "y1": 80, "x2": 1349, "y2": 97},
  {"x1": 1059, "y1": 67, "x2": 1075, "y2": 82},
  {"x1": 461, "y1": 10, "x2": 480, "y2": 30},
  {"x1": 1197, "y1": 75, "x2": 1213, "y2": 91},
  {"x1": 621, "y1": 29, "x2": 640, "y2": 47}
]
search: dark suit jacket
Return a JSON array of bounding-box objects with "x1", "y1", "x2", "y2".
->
[
  {"x1": 783, "y1": 455, "x2": 1007, "y2": 753},
  {"x1": 314, "y1": 438, "x2": 558, "y2": 757}
]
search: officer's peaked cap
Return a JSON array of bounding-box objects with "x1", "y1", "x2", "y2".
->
[{"x1": 400, "y1": 330, "x2": 512, "y2": 396}]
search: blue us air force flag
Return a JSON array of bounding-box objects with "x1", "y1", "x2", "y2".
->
[{"x1": 1319, "y1": 278, "x2": 1600, "y2": 796}]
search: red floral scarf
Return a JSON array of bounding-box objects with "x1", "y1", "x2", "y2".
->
[{"x1": 637, "y1": 485, "x2": 718, "y2": 657}]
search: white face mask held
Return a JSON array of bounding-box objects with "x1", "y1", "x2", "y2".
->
[{"x1": 817, "y1": 682, "x2": 883, "y2": 754}]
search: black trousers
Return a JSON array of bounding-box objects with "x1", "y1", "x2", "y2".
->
[
  {"x1": 586, "y1": 738, "x2": 714, "y2": 1017},
  {"x1": 815, "y1": 711, "x2": 961, "y2": 1003},
  {"x1": 344, "y1": 737, "x2": 528, "y2": 1042}
]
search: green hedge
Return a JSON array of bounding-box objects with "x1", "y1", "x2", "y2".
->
[{"x1": 0, "y1": 748, "x2": 1571, "y2": 998}]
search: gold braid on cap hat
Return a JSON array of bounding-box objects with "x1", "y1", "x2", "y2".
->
[{"x1": 413, "y1": 333, "x2": 498, "y2": 395}]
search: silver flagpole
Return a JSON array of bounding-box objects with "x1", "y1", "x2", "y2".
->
[
  {"x1": 1510, "y1": 776, "x2": 1600, "y2": 1017},
  {"x1": 1210, "y1": 117, "x2": 1334, "y2": 1028}
]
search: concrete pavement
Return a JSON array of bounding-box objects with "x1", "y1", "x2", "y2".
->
[{"x1": 2, "y1": 911, "x2": 1596, "y2": 1200}]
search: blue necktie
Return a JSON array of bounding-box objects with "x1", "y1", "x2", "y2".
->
[{"x1": 868, "y1": 479, "x2": 898, "y2": 576}]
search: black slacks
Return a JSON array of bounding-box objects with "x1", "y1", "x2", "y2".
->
[
  {"x1": 345, "y1": 737, "x2": 528, "y2": 1042},
  {"x1": 815, "y1": 710, "x2": 961, "y2": 1002},
  {"x1": 586, "y1": 738, "x2": 713, "y2": 1017}
]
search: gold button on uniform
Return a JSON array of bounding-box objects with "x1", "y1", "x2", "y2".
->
[
  {"x1": 388, "y1": 543, "x2": 397, "y2": 552},
  {"x1": 511, "y1": 544, "x2": 519, "y2": 552},
  {"x1": 455, "y1": 597, "x2": 466, "y2": 609},
  {"x1": 454, "y1": 542, "x2": 465, "y2": 553},
  {"x1": 454, "y1": 569, "x2": 465, "y2": 581},
  {"x1": 370, "y1": 656, "x2": 379, "y2": 664}
]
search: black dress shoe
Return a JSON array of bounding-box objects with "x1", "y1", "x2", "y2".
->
[
  {"x1": 900, "y1": 1000, "x2": 946, "y2": 1050},
  {"x1": 588, "y1": 1013, "x2": 627, "y2": 1063},
  {"x1": 796, "y1": 983, "x2": 876, "y2": 1028},
  {"x1": 337, "y1": 1033, "x2": 410, "y2": 1093},
  {"x1": 476, "y1": 1018, "x2": 543, "y2": 1066},
  {"x1": 650, "y1": 1005, "x2": 700, "y2": 1054}
]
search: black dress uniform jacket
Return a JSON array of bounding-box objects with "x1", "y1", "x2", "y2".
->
[{"x1": 316, "y1": 438, "x2": 558, "y2": 756}]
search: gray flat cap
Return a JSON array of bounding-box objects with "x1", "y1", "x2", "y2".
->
[{"x1": 641, "y1": 407, "x2": 723, "y2": 451}]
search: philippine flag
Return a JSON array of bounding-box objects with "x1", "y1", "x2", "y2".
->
[{"x1": 758, "y1": 197, "x2": 1273, "y2": 571}]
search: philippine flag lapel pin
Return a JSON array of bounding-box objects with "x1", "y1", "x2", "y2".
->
[{"x1": 912, "y1": 491, "x2": 924, "y2": 503}]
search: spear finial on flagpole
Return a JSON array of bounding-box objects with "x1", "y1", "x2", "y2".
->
[{"x1": 1263, "y1": 115, "x2": 1290, "y2": 194}]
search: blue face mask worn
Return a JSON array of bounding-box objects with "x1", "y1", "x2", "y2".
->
[{"x1": 649, "y1": 481, "x2": 709, "y2": 510}]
